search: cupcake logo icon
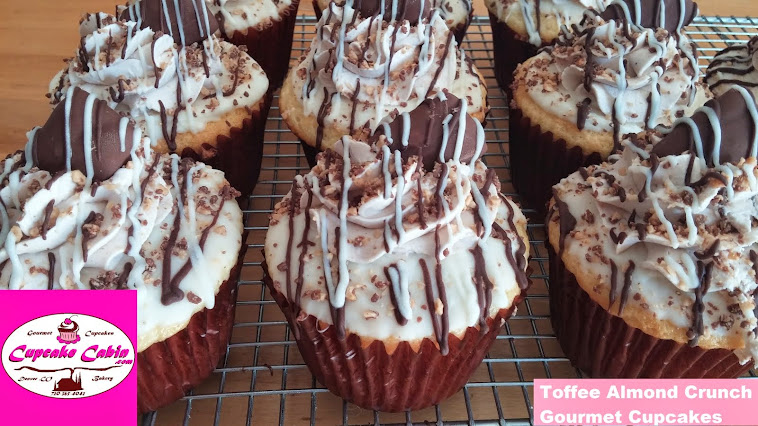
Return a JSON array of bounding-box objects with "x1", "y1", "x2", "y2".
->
[
  {"x1": 1, "y1": 313, "x2": 135, "y2": 399},
  {"x1": 57, "y1": 315, "x2": 80, "y2": 344}
]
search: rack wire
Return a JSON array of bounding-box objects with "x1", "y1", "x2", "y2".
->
[{"x1": 141, "y1": 15, "x2": 758, "y2": 426}]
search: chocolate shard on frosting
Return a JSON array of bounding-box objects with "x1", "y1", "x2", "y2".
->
[
  {"x1": 33, "y1": 87, "x2": 135, "y2": 182},
  {"x1": 653, "y1": 88, "x2": 757, "y2": 165},
  {"x1": 371, "y1": 93, "x2": 483, "y2": 170},
  {"x1": 600, "y1": 0, "x2": 698, "y2": 34},
  {"x1": 120, "y1": 0, "x2": 219, "y2": 46},
  {"x1": 352, "y1": 0, "x2": 433, "y2": 25}
]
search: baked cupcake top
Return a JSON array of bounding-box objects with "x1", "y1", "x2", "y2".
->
[
  {"x1": 485, "y1": 0, "x2": 612, "y2": 45},
  {"x1": 549, "y1": 87, "x2": 758, "y2": 363},
  {"x1": 47, "y1": 0, "x2": 269, "y2": 154},
  {"x1": 3, "y1": 87, "x2": 243, "y2": 352},
  {"x1": 705, "y1": 36, "x2": 758, "y2": 98},
  {"x1": 205, "y1": 0, "x2": 296, "y2": 35},
  {"x1": 288, "y1": 0, "x2": 486, "y2": 150},
  {"x1": 513, "y1": 0, "x2": 708, "y2": 154},
  {"x1": 266, "y1": 94, "x2": 529, "y2": 350}
]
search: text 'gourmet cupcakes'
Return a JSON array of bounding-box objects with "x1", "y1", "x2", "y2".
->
[
  {"x1": 279, "y1": 0, "x2": 488, "y2": 167},
  {"x1": 547, "y1": 87, "x2": 758, "y2": 378},
  {"x1": 2, "y1": 87, "x2": 245, "y2": 412},
  {"x1": 485, "y1": 0, "x2": 613, "y2": 93},
  {"x1": 264, "y1": 94, "x2": 530, "y2": 411},
  {"x1": 312, "y1": 0, "x2": 474, "y2": 43},
  {"x1": 48, "y1": 0, "x2": 270, "y2": 197},
  {"x1": 205, "y1": 0, "x2": 301, "y2": 89},
  {"x1": 509, "y1": 0, "x2": 709, "y2": 211},
  {"x1": 705, "y1": 35, "x2": 758, "y2": 98}
]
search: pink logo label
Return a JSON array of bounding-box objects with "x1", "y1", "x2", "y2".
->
[
  {"x1": 0, "y1": 291, "x2": 136, "y2": 424},
  {"x1": 535, "y1": 378, "x2": 757, "y2": 425}
]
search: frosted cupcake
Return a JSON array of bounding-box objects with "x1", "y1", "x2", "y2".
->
[
  {"x1": 265, "y1": 94, "x2": 529, "y2": 411},
  {"x1": 485, "y1": 0, "x2": 613, "y2": 93},
  {"x1": 48, "y1": 0, "x2": 270, "y2": 196},
  {"x1": 547, "y1": 88, "x2": 758, "y2": 378},
  {"x1": 3, "y1": 87, "x2": 244, "y2": 411},
  {"x1": 509, "y1": 0, "x2": 709, "y2": 211},
  {"x1": 279, "y1": 0, "x2": 488, "y2": 166},
  {"x1": 705, "y1": 36, "x2": 758, "y2": 97},
  {"x1": 205, "y1": 0, "x2": 301, "y2": 89},
  {"x1": 312, "y1": 0, "x2": 473, "y2": 42},
  {"x1": 57, "y1": 317, "x2": 80, "y2": 343}
]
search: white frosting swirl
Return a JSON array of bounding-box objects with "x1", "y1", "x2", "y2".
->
[
  {"x1": 265, "y1": 134, "x2": 529, "y2": 343},
  {"x1": 291, "y1": 1, "x2": 485, "y2": 140},
  {"x1": 518, "y1": 16, "x2": 709, "y2": 137},
  {"x1": 48, "y1": 13, "x2": 268, "y2": 151},
  {"x1": 552, "y1": 138, "x2": 758, "y2": 363},
  {"x1": 0, "y1": 131, "x2": 243, "y2": 352}
]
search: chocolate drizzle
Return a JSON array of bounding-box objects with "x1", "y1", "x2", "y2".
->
[
  {"x1": 688, "y1": 260, "x2": 713, "y2": 346},
  {"x1": 618, "y1": 261, "x2": 635, "y2": 315},
  {"x1": 425, "y1": 31, "x2": 455, "y2": 99},
  {"x1": 609, "y1": 260, "x2": 619, "y2": 309},
  {"x1": 470, "y1": 244, "x2": 493, "y2": 333},
  {"x1": 40, "y1": 200, "x2": 55, "y2": 240},
  {"x1": 47, "y1": 252, "x2": 56, "y2": 290},
  {"x1": 576, "y1": 98, "x2": 592, "y2": 130},
  {"x1": 419, "y1": 258, "x2": 447, "y2": 354},
  {"x1": 552, "y1": 188, "x2": 576, "y2": 255},
  {"x1": 315, "y1": 88, "x2": 331, "y2": 150}
]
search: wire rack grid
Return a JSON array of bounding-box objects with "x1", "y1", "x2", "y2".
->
[{"x1": 140, "y1": 15, "x2": 758, "y2": 426}]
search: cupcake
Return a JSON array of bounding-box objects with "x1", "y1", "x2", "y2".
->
[
  {"x1": 57, "y1": 317, "x2": 80, "y2": 343},
  {"x1": 264, "y1": 94, "x2": 530, "y2": 411},
  {"x1": 48, "y1": 0, "x2": 271, "y2": 197},
  {"x1": 205, "y1": 0, "x2": 301, "y2": 89},
  {"x1": 705, "y1": 36, "x2": 758, "y2": 97},
  {"x1": 312, "y1": 0, "x2": 474, "y2": 43},
  {"x1": 279, "y1": 0, "x2": 488, "y2": 166},
  {"x1": 485, "y1": 0, "x2": 612, "y2": 94},
  {"x1": 2, "y1": 87, "x2": 245, "y2": 412},
  {"x1": 509, "y1": 0, "x2": 709, "y2": 212},
  {"x1": 546, "y1": 87, "x2": 758, "y2": 378}
]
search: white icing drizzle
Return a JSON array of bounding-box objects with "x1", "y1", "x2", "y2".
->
[
  {"x1": 387, "y1": 260, "x2": 412, "y2": 320},
  {"x1": 332, "y1": 139, "x2": 353, "y2": 309}
]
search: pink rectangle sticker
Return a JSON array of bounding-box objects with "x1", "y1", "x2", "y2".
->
[
  {"x1": 0, "y1": 290, "x2": 136, "y2": 424},
  {"x1": 534, "y1": 378, "x2": 757, "y2": 425}
]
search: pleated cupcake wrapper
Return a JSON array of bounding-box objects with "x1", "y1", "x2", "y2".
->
[
  {"x1": 546, "y1": 241, "x2": 754, "y2": 378},
  {"x1": 224, "y1": 0, "x2": 301, "y2": 91},
  {"x1": 488, "y1": 12, "x2": 543, "y2": 97},
  {"x1": 180, "y1": 92, "x2": 272, "y2": 198},
  {"x1": 313, "y1": 2, "x2": 470, "y2": 43},
  {"x1": 509, "y1": 107, "x2": 602, "y2": 213},
  {"x1": 137, "y1": 237, "x2": 247, "y2": 413},
  {"x1": 262, "y1": 258, "x2": 525, "y2": 412}
]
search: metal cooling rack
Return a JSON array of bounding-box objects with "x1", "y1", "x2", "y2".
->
[{"x1": 140, "y1": 15, "x2": 758, "y2": 426}]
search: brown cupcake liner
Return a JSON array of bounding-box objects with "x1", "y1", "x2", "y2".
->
[
  {"x1": 223, "y1": 0, "x2": 301, "y2": 90},
  {"x1": 546, "y1": 241, "x2": 754, "y2": 378},
  {"x1": 137, "y1": 238, "x2": 247, "y2": 413},
  {"x1": 180, "y1": 92, "x2": 272, "y2": 198},
  {"x1": 262, "y1": 258, "x2": 526, "y2": 412},
  {"x1": 313, "y1": 2, "x2": 470, "y2": 43},
  {"x1": 509, "y1": 106, "x2": 602, "y2": 212},
  {"x1": 488, "y1": 12, "x2": 545, "y2": 97}
]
